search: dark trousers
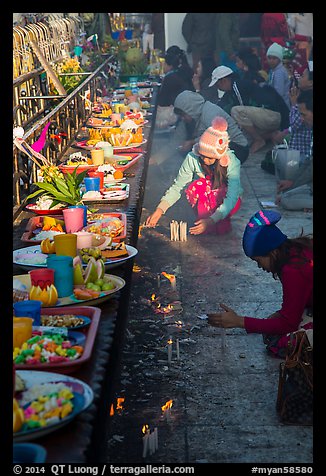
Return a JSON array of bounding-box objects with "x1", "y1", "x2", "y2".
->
[{"x1": 229, "y1": 142, "x2": 250, "y2": 164}]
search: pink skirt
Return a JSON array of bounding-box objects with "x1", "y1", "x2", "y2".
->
[{"x1": 185, "y1": 177, "x2": 241, "y2": 233}]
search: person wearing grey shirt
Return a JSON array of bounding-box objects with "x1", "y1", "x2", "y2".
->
[{"x1": 173, "y1": 90, "x2": 249, "y2": 164}]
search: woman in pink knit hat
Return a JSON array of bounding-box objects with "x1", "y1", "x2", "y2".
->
[{"x1": 146, "y1": 116, "x2": 242, "y2": 235}]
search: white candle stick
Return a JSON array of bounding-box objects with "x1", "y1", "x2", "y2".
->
[
  {"x1": 175, "y1": 221, "x2": 179, "y2": 241},
  {"x1": 170, "y1": 276, "x2": 176, "y2": 291},
  {"x1": 149, "y1": 432, "x2": 154, "y2": 455},
  {"x1": 153, "y1": 427, "x2": 158, "y2": 451},
  {"x1": 142, "y1": 428, "x2": 150, "y2": 458},
  {"x1": 167, "y1": 337, "x2": 173, "y2": 364},
  {"x1": 176, "y1": 338, "x2": 180, "y2": 361}
]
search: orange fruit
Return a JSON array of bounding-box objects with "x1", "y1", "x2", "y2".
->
[
  {"x1": 13, "y1": 399, "x2": 25, "y2": 432},
  {"x1": 113, "y1": 170, "x2": 124, "y2": 180}
]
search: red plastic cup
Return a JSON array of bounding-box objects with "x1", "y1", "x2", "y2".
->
[
  {"x1": 88, "y1": 170, "x2": 104, "y2": 190},
  {"x1": 29, "y1": 268, "x2": 55, "y2": 290}
]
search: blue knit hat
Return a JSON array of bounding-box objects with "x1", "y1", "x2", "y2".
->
[{"x1": 242, "y1": 210, "x2": 288, "y2": 257}]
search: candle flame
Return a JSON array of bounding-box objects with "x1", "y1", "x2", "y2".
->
[
  {"x1": 116, "y1": 397, "x2": 125, "y2": 411},
  {"x1": 161, "y1": 399, "x2": 173, "y2": 411},
  {"x1": 167, "y1": 338, "x2": 173, "y2": 345},
  {"x1": 161, "y1": 272, "x2": 176, "y2": 283},
  {"x1": 142, "y1": 424, "x2": 149, "y2": 434},
  {"x1": 151, "y1": 293, "x2": 156, "y2": 301},
  {"x1": 110, "y1": 404, "x2": 114, "y2": 416},
  {"x1": 154, "y1": 303, "x2": 174, "y2": 314}
]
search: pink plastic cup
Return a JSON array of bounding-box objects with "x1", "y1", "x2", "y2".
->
[
  {"x1": 63, "y1": 207, "x2": 84, "y2": 233},
  {"x1": 29, "y1": 268, "x2": 55, "y2": 290}
]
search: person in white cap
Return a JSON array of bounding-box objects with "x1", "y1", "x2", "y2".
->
[
  {"x1": 266, "y1": 42, "x2": 291, "y2": 109},
  {"x1": 207, "y1": 65, "x2": 290, "y2": 154},
  {"x1": 172, "y1": 90, "x2": 249, "y2": 164}
]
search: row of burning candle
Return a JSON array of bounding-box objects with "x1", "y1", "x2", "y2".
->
[
  {"x1": 142, "y1": 400, "x2": 173, "y2": 458},
  {"x1": 110, "y1": 397, "x2": 173, "y2": 458}
]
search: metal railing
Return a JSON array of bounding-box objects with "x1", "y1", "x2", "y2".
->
[
  {"x1": 13, "y1": 16, "x2": 84, "y2": 128},
  {"x1": 13, "y1": 55, "x2": 116, "y2": 219}
]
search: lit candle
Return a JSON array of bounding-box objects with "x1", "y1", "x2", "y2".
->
[
  {"x1": 142, "y1": 425, "x2": 150, "y2": 458},
  {"x1": 161, "y1": 272, "x2": 176, "y2": 291},
  {"x1": 176, "y1": 338, "x2": 180, "y2": 361},
  {"x1": 161, "y1": 400, "x2": 173, "y2": 423},
  {"x1": 167, "y1": 337, "x2": 173, "y2": 364}
]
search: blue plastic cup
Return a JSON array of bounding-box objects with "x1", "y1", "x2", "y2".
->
[
  {"x1": 74, "y1": 45, "x2": 83, "y2": 57},
  {"x1": 84, "y1": 177, "x2": 100, "y2": 192},
  {"x1": 69, "y1": 205, "x2": 88, "y2": 227},
  {"x1": 13, "y1": 300, "x2": 42, "y2": 326},
  {"x1": 46, "y1": 255, "x2": 74, "y2": 298}
]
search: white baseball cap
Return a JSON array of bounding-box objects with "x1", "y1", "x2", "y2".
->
[{"x1": 209, "y1": 66, "x2": 234, "y2": 87}]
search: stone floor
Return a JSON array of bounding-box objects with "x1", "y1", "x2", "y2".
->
[{"x1": 105, "y1": 123, "x2": 313, "y2": 465}]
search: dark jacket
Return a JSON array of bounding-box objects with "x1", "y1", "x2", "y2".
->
[
  {"x1": 182, "y1": 13, "x2": 216, "y2": 56},
  {"x1": 215, "y1": 13, "x2": 240, "y2": 60},
  {"x1": 218, "y1": 78, "x2": 290, "y2": 130},
  {"x1": 157, "y1": 70, "x2": 194, "y2": 107}
]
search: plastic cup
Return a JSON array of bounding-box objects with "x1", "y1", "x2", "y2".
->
[
  {"x1": 69, "y1": 205, "x2": 88, "y2": 227},
  {"x1": 46, "y1": 255, "x2": 74, "y2": 298},
  {"x1": 84, "y1": 177, "x2": 100, "y2": 192},
  {"x1": 54, "y1": 233, "x2": 77, "y2": 258},
  {"x1": 13, "y1": 300, "x2": 42, "y2": 326},
  {"x1": 90, "y1": 148, "x2": 105, "y2": 166},
  {"x1": 75, "y1": 231, "x2": 94, "y2": 249},
  {"x1": 13, "y1": 317, "x2": 33, "y2": 349},
  {"x1": 111, "y1": 112, "x2": 121, "y2": 125},
  {"x1": 99, "y1": 143, "x2": 114, "y2": 162},
  {"x1": 63, "y1": 208, "x2": 84, "y2": 233},
  {"x1": 88, "y1": 171, "x2": 104, "y2": 189},
  {"x1": 29, "y1": 268, "x2": 54, "y2": 290},
  {"x1": 74, "y1": 45, "x2": 83, "y2": 56}
]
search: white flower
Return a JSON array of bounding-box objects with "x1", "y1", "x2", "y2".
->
[{"x1": 13, "y1": 126, "x2": 25, "y2": 140}]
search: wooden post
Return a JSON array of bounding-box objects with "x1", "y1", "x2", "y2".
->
[{"x1": 29, "y1": 40, "x2": 67, "y2": 96}]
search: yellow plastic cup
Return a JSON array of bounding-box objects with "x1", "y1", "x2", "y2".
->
[
  {"x1": 90, "y1": 148, "x2": 105, "y2": 166},
  {"x1": 13, "y1": 317, "x2": 33, "y2": 349},
  {"x1": 54, "y1": 233, "x2": 77, "y2": 258}
]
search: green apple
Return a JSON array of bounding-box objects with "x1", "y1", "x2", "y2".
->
[
  {"x1": 94, "y1": 279, "x2": 104, "y2": 288},
  {"x1": 91, "y1": 284, "x2": 102, "y2": 292},
  {"x1": 86, "y1": 282, "x2": 96, "y2": 289},
  {"x1": 102, "y1": 282, "x2": 116, "y2": 291}
]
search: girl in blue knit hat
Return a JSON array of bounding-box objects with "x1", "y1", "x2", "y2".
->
[{"x1": 208, "y1": 209, "x2": 313, "y2": 357}]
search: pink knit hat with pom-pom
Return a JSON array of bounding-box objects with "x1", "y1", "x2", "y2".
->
[{"x1": 197, "y1": 116, "x2": 230, "y2": 166}]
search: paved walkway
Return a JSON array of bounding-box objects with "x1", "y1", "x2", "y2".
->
[{"x1": 105, "y1": 123, "x2": 313, "y2": 465}]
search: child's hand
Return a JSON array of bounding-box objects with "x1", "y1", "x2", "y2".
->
[
  {"x1": 146, "y1": 208, "x2": 163, "y2": 227},
  {"x1": 189, "y1": 217, "x2": 214, "y2": 235}
]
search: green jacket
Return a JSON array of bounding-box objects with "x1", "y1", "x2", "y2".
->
[{"x1": 157, "y1": 149, "x2": 243, "y2": 223}]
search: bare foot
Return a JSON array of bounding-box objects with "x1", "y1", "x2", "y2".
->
[{"x1": 249, "y1": 139, "x2": 266, "y2": 154}]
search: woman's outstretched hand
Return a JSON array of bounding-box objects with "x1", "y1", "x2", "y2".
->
[
  {"x1": 145, "y1": 208, "x2": 163, "y2": 227},
  {"x1": 207, "y1": 303, "x2": 245, "y2": 329},
  {"x1": 189, "y1": 217, "x2": 214, "y2": 235}
]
